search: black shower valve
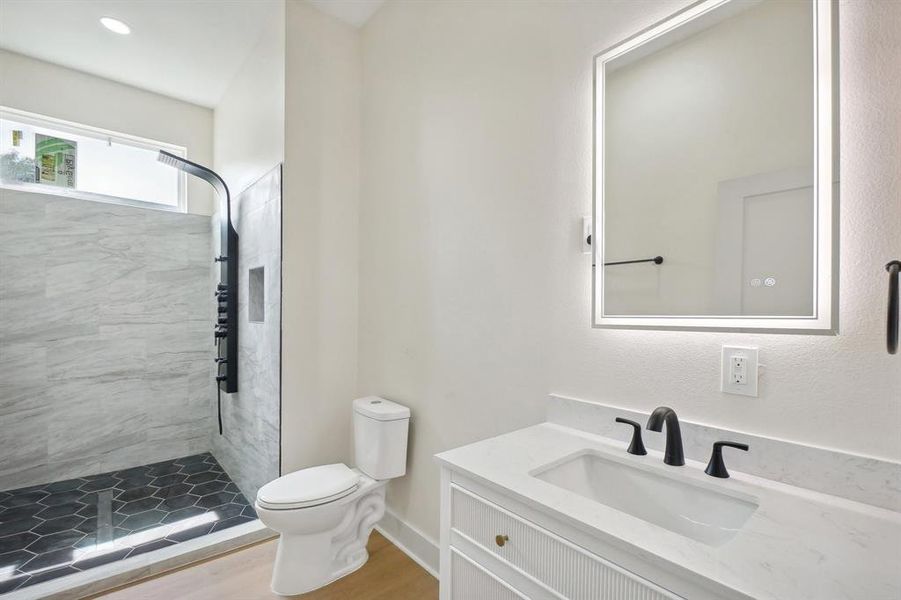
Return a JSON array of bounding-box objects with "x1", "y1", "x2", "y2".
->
[
  {"x1": 214, "y1": 255, "x2": 228, "y2": 263},
  {"x1": 216, "y1": 375, "x2": 227, "y2": 382}
]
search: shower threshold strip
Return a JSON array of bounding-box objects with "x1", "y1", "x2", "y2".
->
[{"x1": 0, "y1": 453, "x2": 257, "y2": 594}]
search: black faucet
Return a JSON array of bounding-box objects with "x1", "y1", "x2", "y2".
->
[{"x1": 646, "y1": 406, "x2": 684, "y2": 466}]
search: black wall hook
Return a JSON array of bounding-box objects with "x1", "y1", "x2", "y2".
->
[{"x1": 887, "y1": 260, "x2": 900, "y2": 355}]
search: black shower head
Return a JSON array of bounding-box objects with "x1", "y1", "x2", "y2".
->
[{"x1": 158, "y1": 150, "x2": 231, "y2": 218}]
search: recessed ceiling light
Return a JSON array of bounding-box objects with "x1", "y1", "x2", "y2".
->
[{"x1": 100, "y1": 17, "x2": 131, "y2": 35}]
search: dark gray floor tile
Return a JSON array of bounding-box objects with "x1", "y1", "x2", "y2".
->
[
  {"x1": 147, "y1": 463, "x2": 182, "y2": 478},
  {"x1": 175, "y1": 453, "x2": 209, "y2": 467},
  {"x1": 0, "y1": 453, "x2": 251, "y2": 590},
  {"x1": 40, "y1": 490, "x2": 87, "y2": 506},
  {"x1": 0, "y1": 531, "x2": 40, "y2": 554},
  {"x1": 190, "y1": 480, "x2": 228, "y2": 496},
  {"x1": 35, "y1": 502, "x2": 83, "y2": 520},
  {"x1": 157, "y1": 494, "x2": 199, "y2": 512},
  {"x1": 185, "y1": 471, "x2": 219, "y2": 485},
  {"x1": 115, "y1": 473, "x2": 155, "y2": 491},
  {"x1": 19, "y1": 547, "x2": 75, "y2": 574},
  {"x1": 161, "y1": 506, "x2": 206, "y2": 525},
  {"x1": 1, "y1": 491, "x2": 48, "y2": 508},
  {"x1": 179, "y1": 462, "x2": 213, "y2": 475},
  {"x1": 32, "y1": 515, "x2": 85, "y2": 535},
  {"x1": 0, "y1": 504, "x2": 45, "y2": 520},
  {"x1": 209, "y1": 503, "x2": 244, "y2": 520},
  {"x1": 0, "y1": 572, "x2": 30, "y2": 593},
  {"x1": 118, "y1": 497, "x2": 162, "y2": 515},
  {"x1": 0, "y1": 516, "x2": 42, "y2": 537},
  {"x1": 152, "y1": 483, "x2": 192, "y2": 500},
  {"x1": 79, "y1": 477, "x2": 120, "y2": 492},
  {"x1": 116, "y1": 486, "x2": 157, "y2": 503},
  {"x1": 120, "y1": 509, "x2": 166, "y2": 531},
  {"x1": 26, "y1": 529, "x2": 85, "y2": 554},
  {"x1": 150, "y1": 473, "x2": 188, "y2": 487},
  {"x1": 0, "y1": 548, "x2": 35, "y2": 570},
  {"x1": 44, "y1": 479, "x2": 86, "y2": 494},
  {"x1": 195, "y1": 491, "x2": 236, "y2": 509}
]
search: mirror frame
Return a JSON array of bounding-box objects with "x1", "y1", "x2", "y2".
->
[{"x1": 592, "y1": 0, "x2": 838, "y2": 334}]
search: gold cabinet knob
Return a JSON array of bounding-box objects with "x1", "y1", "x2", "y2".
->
[{"x1": 495, "y1": 534, "x2": 509, "y2": 547}]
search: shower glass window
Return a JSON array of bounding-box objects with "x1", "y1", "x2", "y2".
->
[{"x1": 0, "y1": 107, "x2": 185, "y2": 211}]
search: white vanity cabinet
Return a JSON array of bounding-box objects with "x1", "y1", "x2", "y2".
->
[{"x1": 439, "y1": 469, "x2": 687, "y2": 600}]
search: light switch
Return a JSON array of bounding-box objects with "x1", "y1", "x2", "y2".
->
[{"x1": 721, "y1": 346, "x2": 758, "y2": 397}]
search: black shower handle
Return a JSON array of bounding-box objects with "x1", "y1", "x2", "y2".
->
[{"x1": 887, "y1": 261, "x2": 900, "y2": 355}]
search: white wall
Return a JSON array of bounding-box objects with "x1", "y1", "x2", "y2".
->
[
  {"x1": 604, "y1": 0, "x2": 813, "y2": 316},
  {"x1": 213, "y1": 0, "x2": 286, "y2": 197},
  {"x1": 358, "y1": 0, "x2": 901, "y2": 545},
  {"x1": 0, "y1": 50, "x2": 214, "y2": 215},
  {"x1": 281, "y1": 0, "x2": 361, "y2": 473}
]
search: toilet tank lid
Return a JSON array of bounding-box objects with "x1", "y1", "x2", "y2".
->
[{"x1": 354, "y1": 396, "x2": 410, "y2": 421}]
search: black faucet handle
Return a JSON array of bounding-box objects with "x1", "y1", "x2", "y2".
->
[
  {"x1": 615, "y1": 417, "x2": 647, "y2": 456},
  {"x1": 705, "y1": 441, "x2": 749, "y2": 479}
]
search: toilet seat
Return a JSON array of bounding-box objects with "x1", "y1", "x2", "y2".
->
[{"x1": 257, "y1": 463, "x2": 360, "y2": 510}]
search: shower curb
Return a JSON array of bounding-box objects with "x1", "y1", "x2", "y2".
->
[{"x1": 4, "y1": 521, "x2": 274, "y2": 600}]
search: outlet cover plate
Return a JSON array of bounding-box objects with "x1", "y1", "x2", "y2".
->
[{"x1": 721, "y1": 346, "x2": 758, "y2": 397}]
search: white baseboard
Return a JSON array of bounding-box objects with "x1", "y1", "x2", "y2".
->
[{"x1": 376, "y1": 508, "x2": 440, "y2": 579}]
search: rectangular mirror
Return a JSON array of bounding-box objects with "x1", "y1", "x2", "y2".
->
[{"x1": 593, "y1": 0, "x2": 837, "y2": 333}]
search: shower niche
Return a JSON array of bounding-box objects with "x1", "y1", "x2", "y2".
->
[{"x1": 249, "y1": 267, "x2": 265, "y2": 323}]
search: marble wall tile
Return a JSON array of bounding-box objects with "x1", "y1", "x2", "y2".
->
[
  {"x1": 210, "y1": 166, "x2": 281, "y2": 501},
  {"x1": 0, "y1": 190, "x2": 213, "y2": 491}
]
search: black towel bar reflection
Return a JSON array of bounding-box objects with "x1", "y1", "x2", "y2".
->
[
  {"x1": 604, "y1": 256, "x2": 664, "y2": 266},
  {"x1": 887, "y1": 260, "x2": 900, "y2": 355}
]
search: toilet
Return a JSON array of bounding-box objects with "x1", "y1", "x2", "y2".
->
[{"x1": 255, "y1": 396, "x2": 410, "y2": 596}]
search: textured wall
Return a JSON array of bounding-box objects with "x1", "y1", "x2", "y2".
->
[
  {"x1": 281, "y1": 0, "x2": 361, "y2": 475},
  {"x1": 358, "y1": 0, "x2": 901, "y2": 543},
  {"x1": 0, "y1": 190, "x2": 213, "y2": 490},
  {"x1": 212, "y1": 167, "x2": 282, "y2": 500}
]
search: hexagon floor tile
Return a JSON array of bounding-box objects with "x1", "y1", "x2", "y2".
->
[{"x1": 0, "y1": 452, "x2": 257, "y2": 593}]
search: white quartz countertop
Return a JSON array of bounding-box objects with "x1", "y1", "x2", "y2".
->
[{"x1": 435, "y1": 423, "x2": 901, "y2": 600}]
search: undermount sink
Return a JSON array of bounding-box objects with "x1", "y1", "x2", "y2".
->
[{"x1": 531, "y1": 450, "x2": 758, "y2": 546}]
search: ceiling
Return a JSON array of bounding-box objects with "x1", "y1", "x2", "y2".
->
[
  {"x1": 0, "y1": 0, "x2": 278, "y2": 108},
  {"x1": 308, "y1": 0, "x2": 384, "y2": 28}
]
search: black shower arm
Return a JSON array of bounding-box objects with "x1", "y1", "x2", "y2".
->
[{"x1": 158, "y1": 150, "x2": 232, "y2": 223}]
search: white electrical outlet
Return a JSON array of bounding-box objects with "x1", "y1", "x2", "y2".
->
[{"x1": 721, "y1": 346, "x2": 758, "y2": 397}]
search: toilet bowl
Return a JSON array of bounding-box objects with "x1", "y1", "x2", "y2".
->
[{"x1": 256, "y1": 397, "x2": 410, "y2": 596}]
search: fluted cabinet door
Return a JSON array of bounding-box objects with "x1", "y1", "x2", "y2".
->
[
  {"x1": 451, "y1": 485, "x2": 683, "y2": 600},
  {"x1": 451, "y1": 549, "x2": 530, "y2": 600}
]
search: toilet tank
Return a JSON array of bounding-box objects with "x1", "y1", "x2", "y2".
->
[{"x1": 353, "y1": 396, "x2": 410, "y2": 480}]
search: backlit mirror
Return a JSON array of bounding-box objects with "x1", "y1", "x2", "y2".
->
[{"x1": 593, "y1": 0, "x2": 837, "y2": 332}]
